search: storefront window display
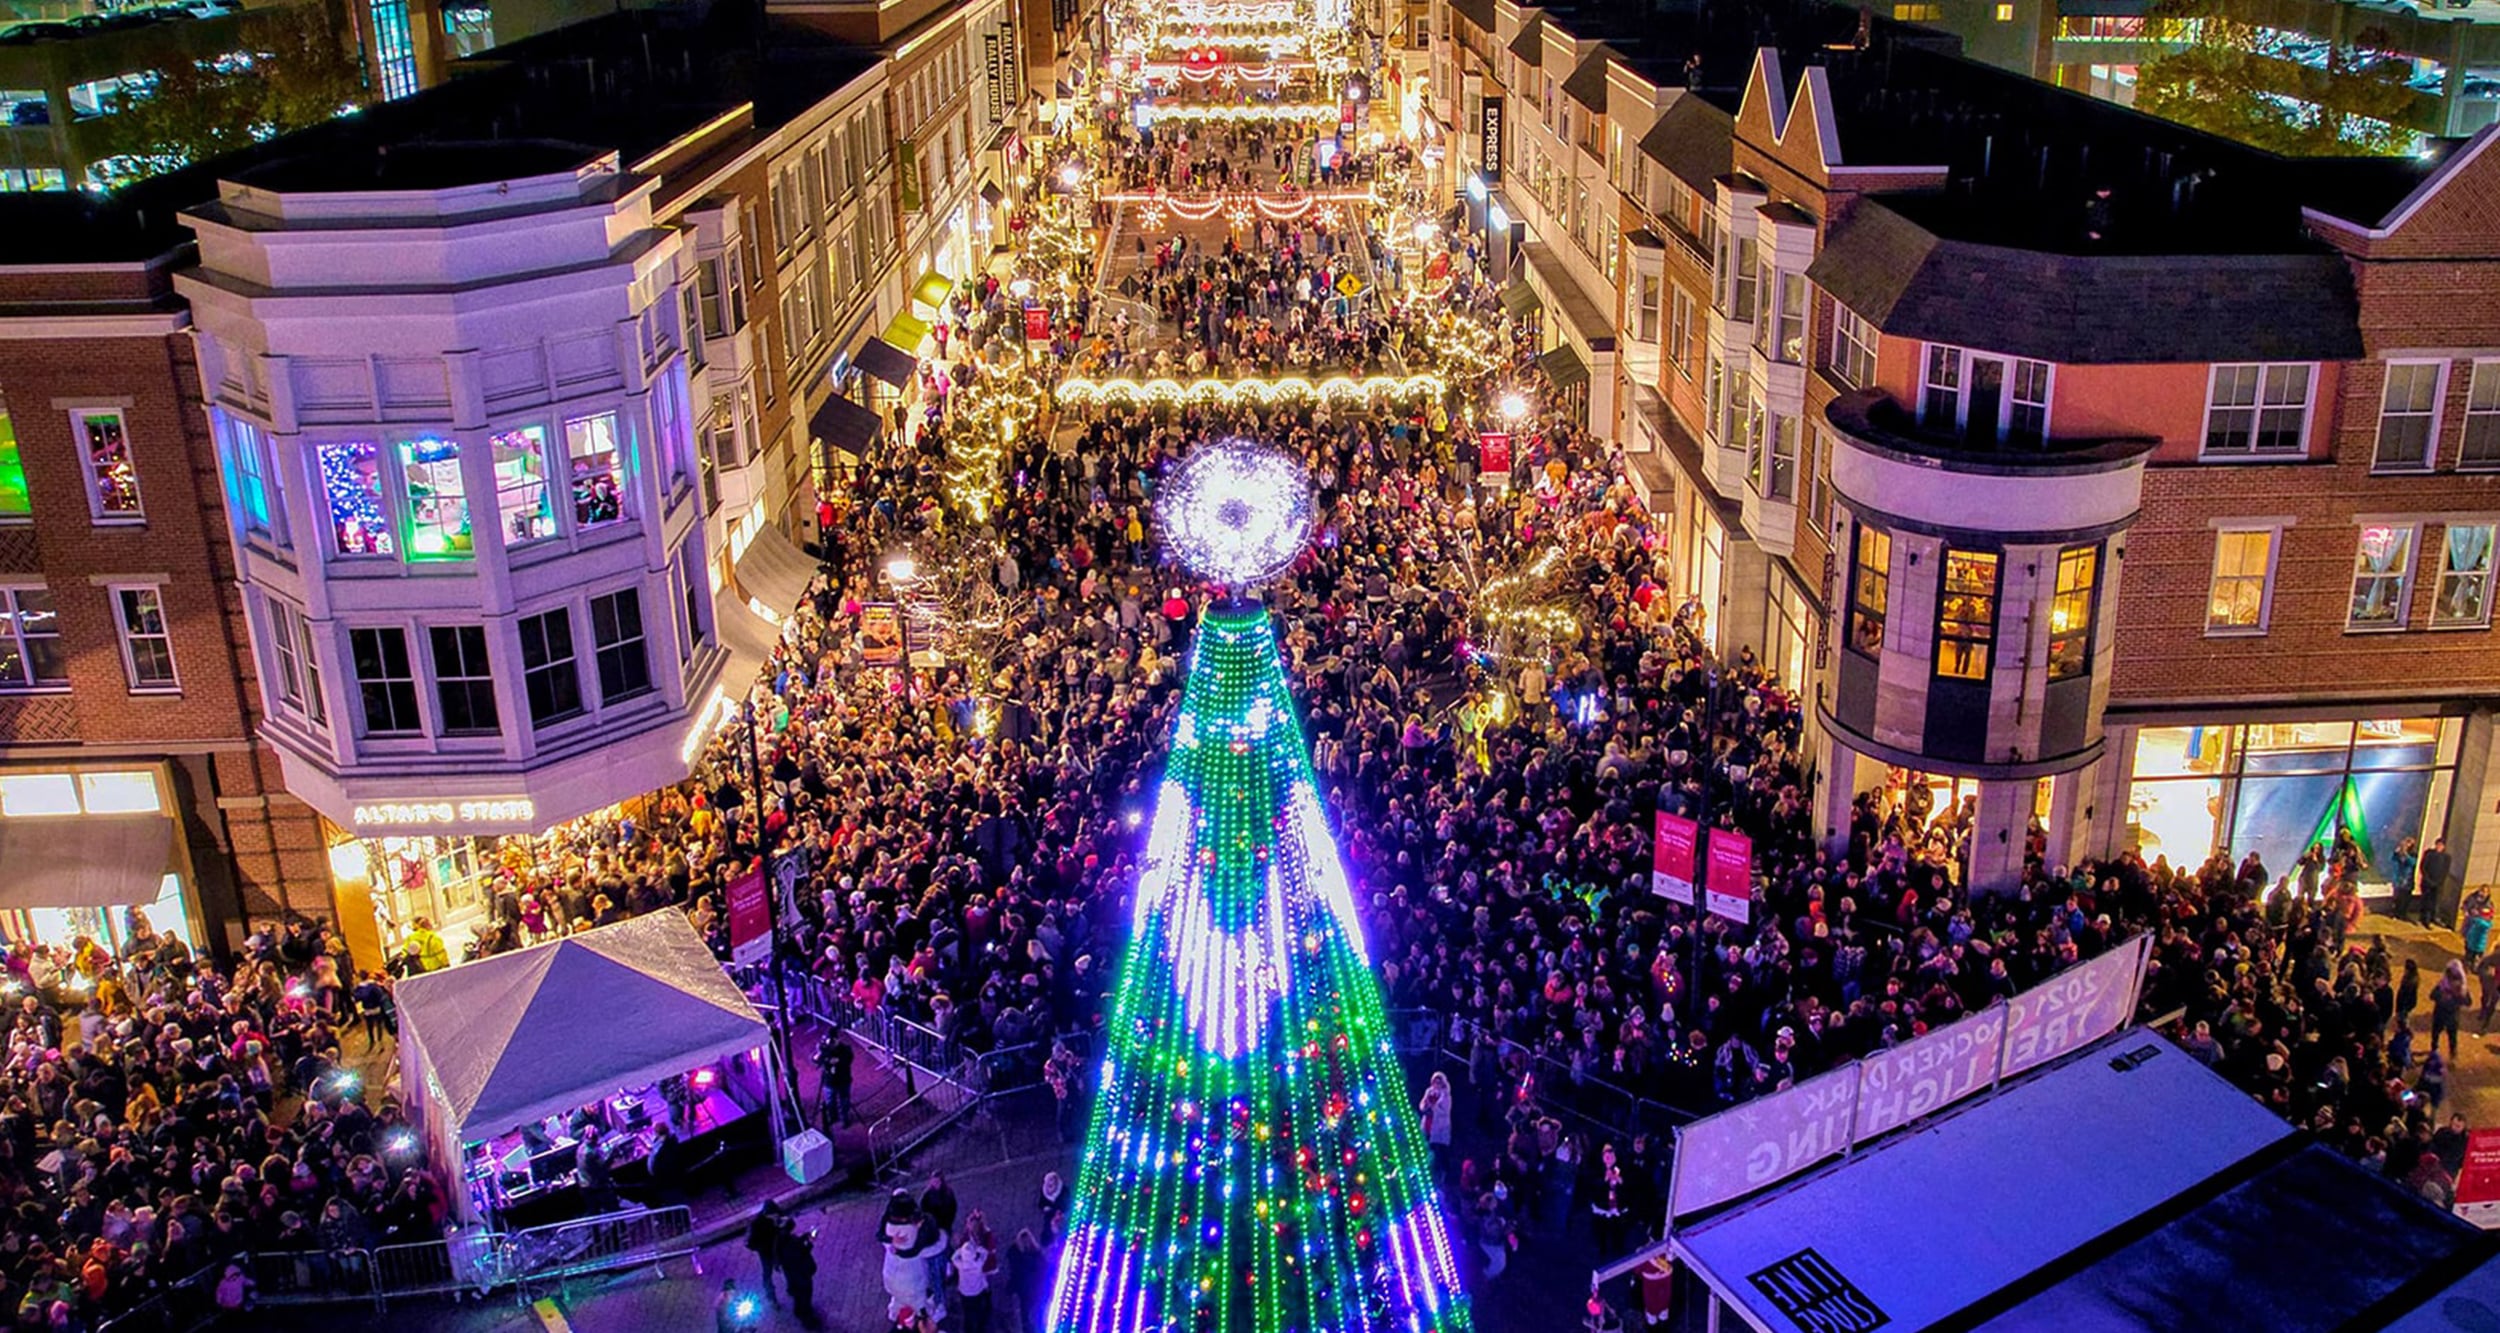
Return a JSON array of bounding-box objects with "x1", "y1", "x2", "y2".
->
[{"x1": 2126, "y1": 718, "x2": 2458, "y2": 885}]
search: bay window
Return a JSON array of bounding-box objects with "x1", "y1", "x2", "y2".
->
[{"x1": 1936, "y1": 549, "x2": 1999, "y2": 680}]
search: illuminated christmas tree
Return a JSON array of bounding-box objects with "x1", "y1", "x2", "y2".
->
[{"x1": 1049, "y1": 443, "x2": 1472, "y2": 1333}]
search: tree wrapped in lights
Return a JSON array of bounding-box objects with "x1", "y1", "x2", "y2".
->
[{"x1": 1049, "y1": 443, "x2": 1471, "y2": 1333}]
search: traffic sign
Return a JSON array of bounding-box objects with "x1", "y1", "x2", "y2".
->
[{"x1": 1334, "y1": 272, "x2": 1366, "y2": 298}]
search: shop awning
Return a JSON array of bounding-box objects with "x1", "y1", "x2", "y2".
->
[
  {"x1": 809, "y1": 391, "x2": 881, "y2": 457},
  {"x1": 733, "y1": 522, "x2": 820, "y2": 627},
  {"x1": 857, "y1": 318, "x2": 923, "y2": 387},
  {"x1": 0, "y1": 814, "x2": 174, "y2": 908},
  {"x1": 1500, "y1": 277, "x2": 1542, "y2": 318},
  {"x1": 1539, "y1": 342, "x2": 1589, "y2": 391},
  {"x1": 910, "y1": 269, "x2": 956, "y2": 309}
]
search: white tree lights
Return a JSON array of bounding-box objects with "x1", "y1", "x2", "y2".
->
[{"x1": 1156, "y1": 440, "x2": 1318, "y2": 588}]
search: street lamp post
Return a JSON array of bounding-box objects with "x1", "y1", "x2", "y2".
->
[
  {"x1": 739, "y1": 697, "x2": 799, "y2": 1114},
  {"x1": 887, "y1": 553, "x2": 920, "y2": 702}
]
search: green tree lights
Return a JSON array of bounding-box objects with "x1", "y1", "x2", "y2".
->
[{"x1": 1046, "y1": 599, "x2": 1472, "y2": 1333}]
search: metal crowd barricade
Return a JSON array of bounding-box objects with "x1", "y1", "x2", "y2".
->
[
  {"x1": 370, "y1": 1233, "x2": 502, "y2": 1307},
  {"x1": 501, "y1": 1204, "x2": 697, "y2": 1289},
  {"x1": 92, "y1": 1262, "x2": 221, "y2": 1333},
  {"x1": 245, "y1": 1247, "x2": 373, "y2": 1304}
]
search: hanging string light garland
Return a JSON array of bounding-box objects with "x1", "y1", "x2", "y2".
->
[
  {"x1": 1055, "y1": 373, "x2": 1447, "y2": 407},
  {"x1": 1131, "y1": 103, "x2": 1340, "y2": 124}
]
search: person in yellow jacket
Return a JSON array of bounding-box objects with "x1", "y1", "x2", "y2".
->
[{"x1": 404, "y1": 917, "x2": 451, "y2": 975}]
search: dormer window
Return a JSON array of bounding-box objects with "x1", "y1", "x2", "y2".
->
[{"x1": 1922, "y1": 344, "x2": 2052, "y2": 445}]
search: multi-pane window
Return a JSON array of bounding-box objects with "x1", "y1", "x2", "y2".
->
[
  {"x1": 1921, "y1": 345, "x2": 1961, "y2": 429},
  {"x1": 1668, "y1": 287, "x2": 1695, "y2": 379},
  {"x1": 2009, "y1": 358, "x2": 2051, "y2": 445},
  {"x1": 1636, "y1": 274, "x2": 1660, "y2": 344},
  {"x1": 112, "y1": 585, "x2": 177, "y2": 691},
  {"x1": 2433, "y1": 524, "x2": 2495, "y2": 629},
  {"x1": 1766, "y1": 413, "x2": 1800, "y2": 501},
  {"x1": 1774, "y1": 271, "x2": 1807, "y2": 363},
  {"x1": 267, "y1": 599, "x2": 307, "y2": 715},
  {"x1": 1830, "y1": 304, "x2": 1875, "y2": 390},
  {"x1": 219, "y1": 413, "x2": 277, "y2": 541},
  {"x1": 2207, "y1": 529, "x2": 2277, "y2": 634},
  {"x1": 566, "y1": 412, "x2": 626, "y2": 528},
  {"x1": 0, "y1": 392, "x2": 28, "y2": 521},
  {"x1": 1729, "y1": 237, "x2": 1758, "y2": 319},
  {"x1": 2374, "y1": 361, "x2": 2444, "y2": 472},
  {"x1": 590, "y1": 588, "x2": 652, "y2": 703},
  {"x1": 492, "y1": 425, "x2": 557, "y2": 544},
  {"x1": 1847, "y1": 523, "x2": 1891, "y2": 656},
  {"x1": 2465, "y1": 362, "x2": 2500, "y2": 469},
  {"x1": 2203, "y1": 363, "x2": 2312, "y2": 457},
  {"x1": 350, "y1": 627, "x2": 421, "y2": 735},
  {"x1": 0, "y1": 586, "x2": 65, "y2": 691},
  {"x1": 429, "y1": 625, "x2": 500, "y2": 734},
  {"x1": 1704, "y1": 358, "x2": 1724, "y2": 444},
  {"x1": 2047, "y1": 546, "x2": 2098, "y2": 681},
  {"x1": 74, "y1": 409, "x2": 142, "y2": 521},
  {"x1": 1936, "y1": 550, "x2": 2000, "y2": 680},
  {"x1": 318, "y1": 441, "x2": 394, "y2": 556},
  {"x1": 518, "y1": 608, "x2": 583, "y2": 726},
  {"x1": 2348, "y1": 524, "x2": 2418, "y2": 630},
  {"x1": 398, "y1": 439, "x2": 471, "y2": 560}
]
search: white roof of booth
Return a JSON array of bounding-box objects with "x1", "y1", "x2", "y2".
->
[{"x1": 394, "y1": 909, "x2": 767, "y2": 1142}]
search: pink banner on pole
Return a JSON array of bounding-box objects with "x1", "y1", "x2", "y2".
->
[
  {"x1": 1651, "y1": 810, "x2": 1698, "y2": 905},
  {"x1": 727, "y1": 868, "x2": 771, "y2": 967},
  {"x1": 1704, "y1": 828, "x2": 1752, "y2": 923}
]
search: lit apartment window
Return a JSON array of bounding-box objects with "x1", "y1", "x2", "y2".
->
[
  {"x1": 2374, "y1": 361, "x2": 2445, "y2": 472},
  {"x1": 216, "y1": 413, "x2": 280, "y2": 543},
  {"x1": 519, "y1": 608, "x2": 584, "y2": 726},
  {"x1": 493, "y1": 425, "x2": 557, "y2": 544},
  {"x1": 350, "y1": 627, "x2": 422, "y2": 735},
  {"x1": 367, "y1": 0, "x2": 420, "y2": 99},
  {"x1": 429, "y1": 625, "x2": 500, "y2": 734},
  {"x1": 2207, "y1": 528, "x2": 2279, "y2": 634},
  {"x1": 1893, "y1": 3, "x2": 1943, "y2": 18},
  {"x1": 0, "y1": 392, "x2": 27, "y2": 521},
  {"x1": 2203, "y1": 363, "x2": 2312, "y2": 457},
  {"x1": 398, "y1": 439, "x2": 471, "y2": 561},
  {"x1": 111, "y1": 584, "x2": 178, "y2": 692},
  {"x1": 2433, "y1": 524, "x2": 2496, "y2": 630},
  {"x1": 2348, "y1": 524, "x2": 2418, "y2": 631},
  {"x1": 1729, "y1": 236, "x2": 1758, "y2": 319},
  {"x1": 1775, "y1": 271, "x2": 1807, "y2": 363},
  {"x1": 1829, "y1": 304, "x2": 1875, "y2": 390},
  {"x1": 1936, "y1": 550, "x2": 2000, "y2": 680},
  {"x1": 565, "y1": 412, "x2": 626, "y2": 529},
  {"x1": 2460, "y1": 361, "x2": 2500, "y2": 469},
  {"x1": 0, "y1": 586, "x2": 65, "y2": 691},
  {"x1": 72, "y1": 408, "x2": 142, "y2": 521},
  {"x1": 1765, "y1": 413, "x2": 1800, "y2": 501},
  {"x1": 1847, "y1": 523, "x2": 1891, "y2": 657},
  {"x1": 319, "y1": 441, "x2": 394, "y2": 556},
  {"x1": 2047, "y1": 545, "x2": 2098, "y2": 680},
  {"x1": 591, "y1": 588, "x2": 653, "y2": 704}
]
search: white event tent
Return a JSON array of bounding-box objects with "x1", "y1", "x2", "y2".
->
[{"x1": 393, "y1": 909, "x2": 779, "y2": 1224}]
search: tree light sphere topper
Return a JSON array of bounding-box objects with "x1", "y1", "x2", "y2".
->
[{"x1": 1158, "y1": 440, "x2": 1315, "y2": 587}]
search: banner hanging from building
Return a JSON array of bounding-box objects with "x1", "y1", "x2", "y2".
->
[
  {"x1": 1650, "y1": 809, "x2": 1697, "y2": 905},
  {"x1": 1477, "y1": 95, "x2": 1503, "y2": 181},
  {"x1": 1476, "y1": 430, "x2": 1511, "y2": 484},
  {"x1": 898, "y1": 142, "x2": 923, "y2": 213},
  {"x1": 1704, "y1": 827, "x2": 1752, "y2": 923}
]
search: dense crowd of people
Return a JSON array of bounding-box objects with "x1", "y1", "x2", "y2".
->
[
  {"x1": 5, "y1": 72, "x2": 2487, "y2": 1333},
  {"x1": 0, "y1": 917, "x2": 433, "y2": 1331}
]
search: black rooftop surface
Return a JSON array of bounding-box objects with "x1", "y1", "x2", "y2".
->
[
  {"x1": 1506, "y1": 12, "x2": 1544, "y2": 60},
  {"x1": 0, "y1": 4, "x2": 875, "y2": 264},
  {"x1": 1813, "y1": 196, "x2": 2365, "y2": 364},
  {"x1": 1959, "y1": 1142, "x2": 2491, "y2": 1332},
  {"x1": 233, "y1": 141, "x2": 604, "y2": 195},
  {"x1": 1563, "y1": 50, "x2": 1609, "y2": 109},
  {"x1": 1447, "y1": 0, "x2": 1493, "y2": 33},
  {"x1": 1637, "y1": 93, "x2": 1735, "y2": 193}
]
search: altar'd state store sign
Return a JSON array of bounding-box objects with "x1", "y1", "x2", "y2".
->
[
  {"x1": 1667, "y1": 935, "x2": 2149, "y2": 1219},
  {"x1": 350, "y1": 797, "x2": 539, "y2": 833}
]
